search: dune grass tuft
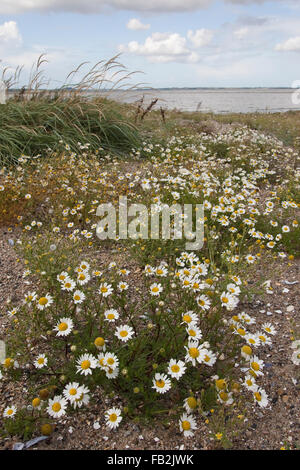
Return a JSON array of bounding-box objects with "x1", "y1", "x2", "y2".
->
[{"x1": 0, "y1": 54, "x2": 141, "y2": 165}]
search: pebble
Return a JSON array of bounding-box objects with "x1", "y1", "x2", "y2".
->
[{"x1": 286, "y1": 306, "x2": 295, "y2": 312}]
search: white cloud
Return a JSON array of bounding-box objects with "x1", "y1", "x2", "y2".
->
[
  {"x1": 0, "y1": 21, "x2": 22, "y2": 46},
  {"x1": 275, "y1": 36, "x2": 300, "y2": 52},
  {"x1": 119, "y1": 32, "x2": 192, "y2": 63},
  {"x1": 187, "y1": 29, "x2": 213, "y2": 47},
  {"x1": 120, "y1": 29, "x2": 214, "y2": 63},
  {"x1": 127, "y1": 18, "x2": 150, "y2": 30},
  {"x1": 234, "y1": 27, "x2": 249, "y2": 39},
  {"x1": 0, "y1": 0, "x2": 292, "y2": 15}
]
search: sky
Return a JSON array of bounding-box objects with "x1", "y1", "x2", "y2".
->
[{"x1": 0, "y1": 0, "x2": 300, "y2": 88}]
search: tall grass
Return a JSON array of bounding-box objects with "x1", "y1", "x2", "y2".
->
[{"x1": 0, "y1": 54, "x2": 141, "y2": 165}]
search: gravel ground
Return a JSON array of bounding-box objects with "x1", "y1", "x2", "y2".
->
[{"x1": 0, "y1": 226, "x2": 299, "y2": 451}]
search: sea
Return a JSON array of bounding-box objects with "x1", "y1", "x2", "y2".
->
[{"x1": 98, "y1": 88, "x2": 300, "y2": 114}]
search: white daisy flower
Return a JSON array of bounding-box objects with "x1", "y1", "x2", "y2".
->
[
  {"x1": 257, "y1": 332, "x2": 272, "y2": 346},
  {"x1": 72, "y1": 385, "x2": 90, "y2": 409},
  {"x1": 150, "y1": 283, "x2": 163, "y2": 296},
  {"x1": 54, "y1": 317, "x2": 74, "y2": 337},
  {"x1": 184, "y1": 339, "x2": 202, "y2": 367},
  {"x1": 36, "y1": 294, "x2": 53, "y2": 310},
  {"x1": 249, "y1": 356, "x2": 264, "y2": 377},
  {"x1": 105, "y1": 367, "x2": 119, "y2": 379},
  {"x1": 57, "y1": 272, "x2": 70, "y2": 283},
  {"x1": 253, "y1": 386, "x2": 269, "y2": 408},
  {"x1": 243, "y1": 374, "x2": 257, "y2": 392},
  {"x1": 79, "y1": 261, "x2": 90, "y2": 271},
  {"x1": 3, "y1": 405, "x2": 17, "y2": 419},
  {"x1": 63, "y1": 382, "x2": 84, "y2": 403},
  {"x1": 73, "y1": 290, "x2": 85, "y2": 304},
  {"x1": 152, "y1": 373, "x2": 172, "y2": 394},
  {"x1": 99, "y1": 283, "x2": 113, "y2": 297},
  {"x1": 179, "y1": 413, "x2": 197, "y2": 437},
  {"x1": 115, "y1": 325, "x2": 134, "y2": 342},
  {"x1": 196, "y1": 294, "x2": 211, "y2": 311},
  {"x1": 104, "y1": 309, "x2": 119, "y2": 322},
  {"x1": 118, "y1": 281, "x2": 128, "y2": 292},
  {"x1": 262, "y1": 323, "x2": 276, "y2": 336},
  {"x1": 181, "y1": 311, "x2": 199, "y2": 325},
  {"x1": 186, "y1": 323, "x2": 202, "y2": 341},
  {"x1": 61, "y1": 279, "x2": 76, "y2": 292},
  {"x1": 47, "y1": 395, "x2": 67, "y2": 418},
  {"x1": 34, "y1": 354, "x2": 48, "y2": 369},
  {"x1": 226, "y1": 283, "x2": 241, "y2": 296},
  {"x1": 217, "y1": 391, "x2": 234, "y2": 405},
  {"x1": 105, "y1": 407, "x2": 122, "y2": 429},
  {"x1": 102, "y1": 352, "x2": 119, "y2": 370},
  {"x1": 76, "y1": 353, "x2": 98, "y2": 376},
  {"x1": 291, "y1": 350, "x2": 300, "y2": 366},
  {"x1": 201, "y1": 349, "x2": 217, "y2": 366},
  {"x1": 168, "y1": 359, "x2": 186, "y2": 380},
  {"x1": 24, "y1": 291, "x2": 37, "y2": 304},
  {"x1": 77, "y1": 271, "x2": 90, "y2": 285},
  {"x1": 183, "y1": 396, "x2": 198, "y2": 413}
]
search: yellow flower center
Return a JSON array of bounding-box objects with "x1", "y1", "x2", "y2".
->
[
  {"x1": 254, "y1": 392, "x2": 261, "y2": 401},
  {"x1": 3, "y1": 358, "x2": 13, "y2": 368},
  {"x1": 101, "y1": 287, "x2": 108, "y2": 293},
  {"x1": 188, "y1": 329, "x2": 196, "y2": 337},
  {"x1": 219, "y1": 391, "x2": 228, "y2": 401},
  {"x1": 32, "y1": 398, "x2": 41, "y2": 407},
  {"x1": 74, "y1": 295, "x2": 80, "y2": 301},
  {"x1": 189, "y1": 347, "x2": 199, "y2": 358},
  {"x1": 241, "y1": 345, "x2": 252, "y2": 356},
  {"x1": 222, "y1": 297, "x2": 228, "y2": 303},
  {"x1": 37, "y1": 358, "x2": 44, "y2": 364},
  {"x1": 109, "y1": 413, "x2": 117, "y2": 422},
  {"x1": 187, "y1": 397, "x2": 197, "y2": 409},
  {"x1": 7, "y1": 409, "x2": 13, "y2": 415},
  {"x1": 204, "y1": 355, "x2": 210, "y2": 362},
  {"x1": 183, "y1": 314, "x2": 191, "y2": 323},
  {"x1": 120, "y1": 330, "x2": 128, "y2": 337},
  {"x1": 107, "y1": 313, "x2": 115, "y2": 319},
  {"x1": 94, "y1": 337, "x2": 105, "y2": 347},
  {"x1": 216, "y1": 379, "x2": 226, "y2": 390},
  {"x1": 58, "y1": 322, "x2": 68, "y2": 331},
  {"x1": 69, "y1": 388, "x2": 77, "y2": 396},
  {"x1": 107, "y1": 358, "x2": 115, "y2": 365},
  {"x1": 152, "y1": 286, "x2": 159, "y2": 292},
  {"x1": 52, "y1": 403, "x2": 61, "y2": 412},
  {"x1": 237, "y1": 328, "x2": 246, "y2": 336},
  {"x1": 38, "y1": 297, "x2": 48, "y2": 305},
  {"x1": 182, "y1": 420, "x2": 191, "y2": 431},
  {"x1": 171, "y1": 364, "x2": 180, "y2": 373},
  {"x1": 81, "y1": 360, "x2": 91, "y2": 370},
  {"x1": 251, "y1": 362, "x2": 260, "y2": 371},
  {"x1": 79, "y1": 274, "x2": 86, "y2": 280},
  {"x1": 156, "y1": 379, "x2": 165, "y2": 388}
]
